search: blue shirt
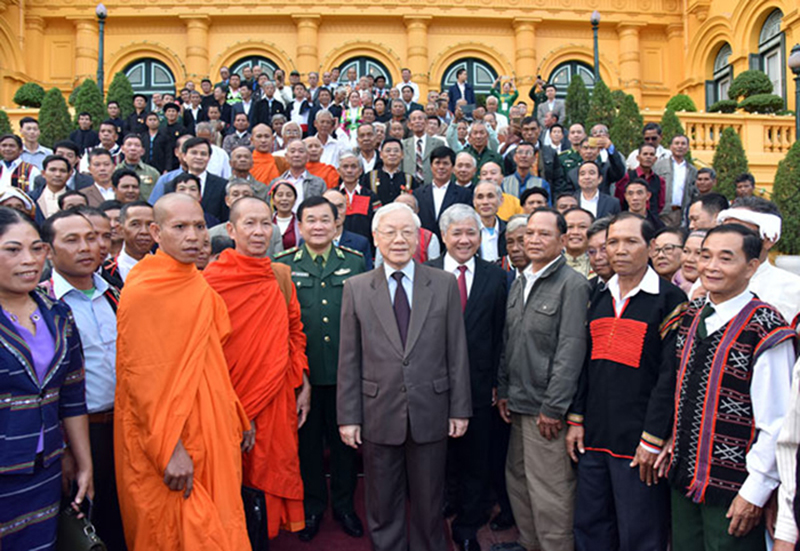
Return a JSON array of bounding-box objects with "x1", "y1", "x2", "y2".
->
[
  {"x1": 148, "y1": 167, "x2": 184, "y2": 205},
  {"x1": 53, "y1": 271, "x2": 117, "y2": 413},
  {"x1": 384, "y1": 260, "x2": 415, "y2": 307}
]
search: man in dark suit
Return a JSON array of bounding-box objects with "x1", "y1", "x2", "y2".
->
[
  {"x1": 427, "y1": 204, "x2": 507, "y2": 551},
  {"x1": 447, "y1": 69, "x2": 476, "y2": 114},
  {"x1": 401, "y1": 85, "x2": 424, "y2": 116},
  {"x1": 413, "y1": 146, "x2": 473, "y2": 247},
  {"x1": 565, "y1": 138, "x2": 626, "y2": 196},
  {"x1": 324, "y1": 189, "x2": 374, "y2": 270},
  {"x1": 473, "y1": 181, "x2": 507, "y2": 264},
  {"x1": 230, "y1": 85, "x2": 258, "y2": 127},
  {"x1": 125, "y1": 94, "x2": 149, "y2": 136},
  {"x1": 31, "y1": 140, "x2": 93, "y2": 194},
  {"x1": 252, "y1": 82, "x2": 286, "y2": 127},
  {"x1": 183, "y1": 90, "x2": 207, "y2": 136},
  {"x1": 338, "y1": 202, "x2": 472, "y2": 551},
  {"x1": 307, "y1": 88, "x2": 339, "y2": 136},
  {"x1": 573, "y1": 160, "x2": 621, "y2": 219},
  {"x1": 166, "y1": 137, "x2": 228, "y2": 222},
  {"x1": 361, "y1": 138, "x2": 422, "y2": 207}
]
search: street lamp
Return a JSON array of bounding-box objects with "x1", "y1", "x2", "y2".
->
[
  {"x1": 96, "y1": 3, "x2": 107, "y2": 99},
  {"x1": 591, "y1": 11, "x2": 601, "y2": 82},
  {"x1": 788, "y1": 44, "x2": 800, "y2": 141}
]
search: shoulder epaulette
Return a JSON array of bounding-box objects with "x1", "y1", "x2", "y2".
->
[
  {"x1": 339, "y1": 245, "x2": 364, "y2": 257},
  {"x1": 275, "y1": 246, "x2": 299, "y2": 259}
]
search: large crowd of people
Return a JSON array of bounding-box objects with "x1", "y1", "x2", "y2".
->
[{"x1": 1, "y1": 62, "x2": 800, "y2": 551}]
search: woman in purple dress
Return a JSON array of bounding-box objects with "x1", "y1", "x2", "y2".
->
[{"x1": 0, "y1": 206, "x2": 93, "y2": 550}]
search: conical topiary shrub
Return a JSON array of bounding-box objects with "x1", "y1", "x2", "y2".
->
[
  {"x1": 609, "y1": 94, "x2": 643, "y2": 158},
  {"x1": 565, "y1": 75, "x2": 590, "y2": 129},
  {"x1": 712, "y1": 127, "x2": 749, "y2": 200},
  {"x1": 106, "y1": 72, "x2": 135, "y2": 118},
  {"x1": 772, "y1": 141, "x2": 800, "y2": 254},
  {"x1": 0, "y1": 110, "x2": 11, "y2": 135},
  {"x1": 660, "y1": 108, "x2": 685, "y2": 150},
  {"x1": 38, "y1": 88, "x2": 72, "y2": 148},
  {"x1": 585, "y1": 79, "x2": 616, "y2": 132},
  {"x1": 72, "y1": 79, "x2": 105, "y2": 131}
]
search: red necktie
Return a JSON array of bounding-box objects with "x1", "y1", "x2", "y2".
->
[{"x1": 457, "y1": 265, "x2": 468, "y2": 312}]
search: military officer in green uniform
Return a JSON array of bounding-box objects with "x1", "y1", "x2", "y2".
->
[
  {"x1": 117, "y1": 134, "x2": 161, "y2": 201},
  {"x1": 557, "y1": 122, "x2": 586, "y2": 180},
  {"x1": 274, "y1": 195, "x2": 367, "y2": 543}
]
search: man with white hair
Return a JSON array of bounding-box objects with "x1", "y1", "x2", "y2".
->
[
  {"x1": 274, "y1": 121, "x2": 303, "y2": 159},
  {"x1": 717, "y1": 196, "x2": 800, "y2": 324},
  {"x1": 375, "y1": 193, "x2": 440, "y2": 265},
  {"x1": 338, "y1": 202, "x2": 471, "y2": 551},
  {"x1": 473, "y1": 180, "x2": 506, "y2": 264},
  {"x1": 427, "y1": 203, "x2": 508, "y2": 551},
  {"x1": 454, "y1": 152, "x2": 477, "y2": 189},
  {"x1": 269, "y1": 140, "x2": 326, "y2": 211},
  {"x1": 315, "y1": 110, "x2": 348, "y2": 168},
  {"x1": 337, "y1": 150, "x2": 380, "y2": 244}
]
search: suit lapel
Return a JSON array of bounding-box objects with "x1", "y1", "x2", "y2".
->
[
  {"x1": 404, "y1": 262, "x2": 432, "y2": 354},
  {"x1": 369, "y1": 269, "x2": 404, "y2": 356},
  {"x1": 466, "y1": 258, "x2": 488, "y2": 321},
  {"x1": 439, "y1": 184, "x2": 458, "y2": 220}
]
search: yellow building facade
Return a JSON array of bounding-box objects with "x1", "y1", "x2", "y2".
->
[{"x1": 0, "y1": 0, "x2": 798, "y2": 114}]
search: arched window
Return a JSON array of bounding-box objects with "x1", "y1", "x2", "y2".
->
[
  {"x1": 706, "y1": 44, "x2": 733, "y2": 108},
  {"x1": 440, "y1": 58, "x2": 498, "y2": 97},
  {"x1": 231, "y1": 56, "x2": 279, "y2": 80},
  {"x1": 337, "y1": 57, "x2": 393, "y2": 87},
  {"x1": 757, "y1": 9, "x2": 785, "y2": 101},
  {"x1": 547, "y1": 61, "x2": 596, "y2": 98},
  {"x1": 124, "y1": 58, "x2": 176, "y2": 105}
]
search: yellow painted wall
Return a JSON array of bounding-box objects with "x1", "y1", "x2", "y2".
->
[{"x1": 0, "y1": 0, "x2": 796, "y2": 114}]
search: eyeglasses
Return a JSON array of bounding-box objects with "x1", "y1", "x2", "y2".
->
[
  {"x1": 376, "y1": 228, "x2": 416, "y2": 240},
  {"x1": 643, "y1": 136, "x2": 659, "y2": 142},
  {"x1": 654, "y1": 244, "x2": 681, "y2": 256}
]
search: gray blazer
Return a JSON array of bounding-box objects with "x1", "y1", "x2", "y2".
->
[
  {"x1": 402, "y1": 134, "x2": 446, "y2": 185},
  {"x1": 653, "y1": 156, "x2": 698, "y2": 215},
  {"x1": 537, "y1": 99, "x2": 566, "y2": 127},
  {"x1": 269, "y1": 171, "x2": 326, "y2": 200},
  {"x1": 337, "y1": 262, "x2": 472, "y2": 445},
  {"x1": 497, "y1": 255, "x2": 590, "y2": 418}
]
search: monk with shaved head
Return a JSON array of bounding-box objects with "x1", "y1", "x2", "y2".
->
[
  {"x1": 203, "y1": 196, "x2": 311, "y2": 539},
  {"x1": 114, "y1": 193, "x2": 251, "y2": 550},
  {"x1": 251, "y1": 123, "x2": 282, "y2": 186}
]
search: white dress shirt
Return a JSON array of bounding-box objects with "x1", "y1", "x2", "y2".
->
[
  {"x1": 52, "y1": 271, "x2": 117, "y2": 413},
  {"x1": 395, "y1": 80, "x2": 420, "y2": 103},
  {"x1": 579, "y1": 190, "x2": 600, "y2": 218},
  {"x1": 117, "y1": 245, "x2": 144, "y2": 282},
  {"x1": 95, "y1": 182, "x2": 115, "y2": 201},
  {"x1": 320, "y1": 135, "x2": 347, "y2": 168},
  {"x1": 523, "y1": 255, "x2": 561, "y2": 302},
  {"x1": 749, "y1": 260, "x2": 800, "y2": 324},
  {"x1": 671, "y1": 158, "x2": 687, "y2": 207},
  {"x1": 385, "y1": 260, "x2": 415, "y2": 306},
  {"x1": 207, "y1": 144, "x2": 231, "y2": 179},
  {"x1": 606, "y1": 266, "x2": 661, "y2": 317},
  {"x1": 359, "y1": 152, "x2": 378, "y2": 173},
  {"x1": 444, "y1": 254, "x2": 475, "y2": 296},
  {"x1": 626, "y1": 144, "x2": 670, "y2": 170},
  {"x1": 703, "y1": 289, "x2": 795, "y2": 507},
  {"x1": 431, "y1": 182, "x2": 449, "y2": 219},
  {"x1": 480, "y1": 218, "x2": 500, "y2": 262}
]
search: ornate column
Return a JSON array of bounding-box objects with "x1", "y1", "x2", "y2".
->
[
  {"x1": 666, "y1": 23, "x2": 684, "y2": 92},
  {"x1": 513, "y1": 17, "x2": 540, "y2": 99},
  {"x1": 617, "y1": 22, "x2": 646, "y2": 102},
  {"x1": 24, "y1": 16, "x2": 45, "y2": 82},
  {"x1": 293, "y1": 15, "x2": 320, "y2": 79},
  {"x1": 70, "y1": 17, "x2": 98, "y2": 83},
  {"x1": 404, "y1": 16, "x2": 431, "y2": 96},
  {"x1": 181, "y1": 15, "x2": 210, "y2": 82}
]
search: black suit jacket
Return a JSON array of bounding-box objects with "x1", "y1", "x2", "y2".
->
[
  {"x1": 566, "y1": 152, "x2": 626, "y2": 195},
  {"x1": 141, "y1": 131, "x2": 170, "y2": 174},
  {"x1": 167, "y1": 172, "x2": 229, "y2": 222},
  {"x1": 252, "y1": 97, "x2": 285, "y2": 127},
  {"x1": 447, "y1": 82, "x2": 476, "y2": 113},
  {"x1": 413, "y1": 183, "x2": 473, "y2": 245},
  {"x1": 338, "y1": 230, "x2": 373, "y2": 271},
  {"x1": 308, "y1": 102, "x2": 340, "y2": 136},
  {"x1": 183, "y1": 107, "x2": 207, "y2": 135},
  {"x1": 572, "y1": 191, "x2": 622, "y2": 219},
  {"x1": 230, "y1": 102, "x2": 258, "y2": 127},
  {"x1": 426, "y1": 255, "x2": 507, "y2": 408}
]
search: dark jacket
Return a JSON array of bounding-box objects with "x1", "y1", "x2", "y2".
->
[
  {"x1": 252, "y1": 97, "x2": 286, "y2": 127},
  {"x1": 497, "y1": 255, "x2": 590, "y2": 418},
  {"x1": 0, "y1": 290, "x2": 86, "y2": 474},
  {"x1": 572, "y1": 191, "x2": 622, "y2": 219},
  {"x1": 566, "y1": 151, "x2": 626, "y2": 195},
  {"x1": 338, "y1": 230, "x2": 373, "y2": 271},
  {"x1": 413, "y1": 183, "x2": 473, "y2": 246},
  {"x1": 426, "y1": 256, "x2": 507, "y2": 408},
  {"x1": 448, "y1": 82, "x2": 476, "y2": 113},
  {"x1": 183, "y1": 107, "x2": 207, "y2": 136},
  {"x1": 166, "y1": 171, "x2": 229, "y2": 222}
]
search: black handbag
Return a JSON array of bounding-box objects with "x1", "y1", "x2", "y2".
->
[
  {"x1": 241, "y1": 485, "x2": 269, "y2": 551},
  {"x1": 56, "y1": 504, "x2": 107, "y2": 551}
]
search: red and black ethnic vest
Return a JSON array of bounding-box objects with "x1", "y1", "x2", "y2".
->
[
  {"x1": 669, "y1": 297, "x2": 796, "y2": 506},
  {"x1": 4, "y1": 161, "x2": 35, "y2": 192}
]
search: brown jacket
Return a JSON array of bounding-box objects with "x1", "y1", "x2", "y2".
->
[{"x1": 337, "y1": 262, "x2": 472, "y2": 445}]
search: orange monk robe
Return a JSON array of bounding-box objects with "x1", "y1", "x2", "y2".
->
[
  {"x1": 114, "y1": 250, "x2": 251, "y2": 551},
  {"x1": 307, "y1": 161, "x2": 340, "y2": 189},
  {"x1": 251, "y1": 150, "x2": 280, "y2": 188},
  {"x1": 203, "y1": 249, "x2": 309, "y2": 538}
]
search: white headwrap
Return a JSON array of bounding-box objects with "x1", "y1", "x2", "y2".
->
[{"x1": 716, "y1": 208, "x2": 782, "y2": 242}]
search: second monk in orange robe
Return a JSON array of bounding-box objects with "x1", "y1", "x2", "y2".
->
[{"x1": 203, "y1": 196, "x2": 311, "y2": 539}]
